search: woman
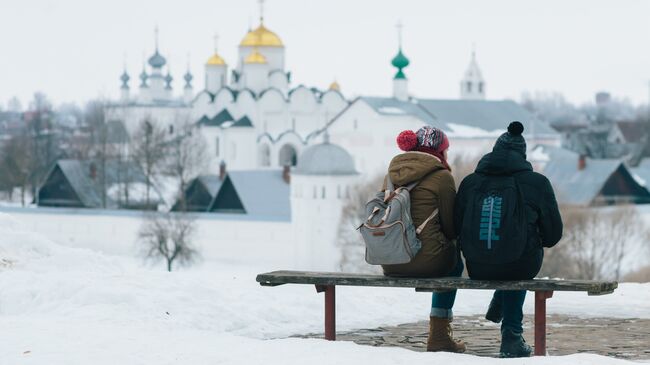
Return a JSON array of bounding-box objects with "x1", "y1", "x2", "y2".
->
[{"x1": 382, "y1": 126, "x2": 465, "y2": 353}]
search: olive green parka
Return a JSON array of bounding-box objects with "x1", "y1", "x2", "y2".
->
[{"x1": 381, "y1": 151, "x2": 458, "y2": 277}]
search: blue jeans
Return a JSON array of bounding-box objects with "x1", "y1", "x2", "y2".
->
[
  {"x1": 491, "y1": 290, "x2": 527, "y2": 334},
  {"x1": 467, "y1": 250, "x2": 543, "y2": 334},
  {"x1": 430, "y1": 252, "x2": 464, "y2": 319}
]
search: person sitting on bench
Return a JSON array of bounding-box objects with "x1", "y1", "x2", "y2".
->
[
  {"x1": 382, "y1": 126, "x2": 466, "y2": 353},
  {"x1": 454, "y1": 121, "x2": 563, "y2": 358}
]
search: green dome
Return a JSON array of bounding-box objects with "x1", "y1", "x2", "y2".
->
[
  {"x1": 391, "y1": 48, "x2": 410, "y2": 80},
  {"x1": 391, "y1": 49, "x2": 410, "y2": 68}
]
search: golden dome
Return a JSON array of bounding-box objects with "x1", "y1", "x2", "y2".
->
[
  {"x1": 206, "y1": 53, "x2": 226, "y2": 66},
  {"x1": 244, "y1": 49, "x2": 268, "y2": 64},
  {"x1": 329, "y1": 81, "x2": 340, "y2": 91},
  {"x1": 240, "y1": 24, "x2": 284, "y2": 47}
]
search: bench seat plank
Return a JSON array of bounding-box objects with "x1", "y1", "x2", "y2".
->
[{"x1": 256, "y1": 270, "x2": 618, "y2": 296}]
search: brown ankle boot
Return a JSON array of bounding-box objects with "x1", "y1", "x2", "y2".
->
[{"x1": 426, "y1": 316, "x2": 466, "y2": 353}]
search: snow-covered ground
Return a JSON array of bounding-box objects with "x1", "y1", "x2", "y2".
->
[{"x1": 0, "y1": 212, "x2": 647, "y2": 365}]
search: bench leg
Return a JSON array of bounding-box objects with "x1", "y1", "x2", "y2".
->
[
  {"x1": 315, "y1": 285, "x2": 336, "y2": 341},
  {"x1": 534, "y1": 290, "x2": 553, "y2": 356}
]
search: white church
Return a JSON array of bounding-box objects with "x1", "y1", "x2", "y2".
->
[{"x1": 105, "y1": 9, "x2": 560, "y2": 270}]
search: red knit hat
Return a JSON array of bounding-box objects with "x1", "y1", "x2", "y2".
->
[
  {"x1": 396, "y1": 126, "x2": 451, "y2": 170},
  {"x1": 396, "y1": 126, "x2": 449, "y2": 153}
]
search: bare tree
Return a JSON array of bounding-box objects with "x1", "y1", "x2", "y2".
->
[
  {"x1": 6, "y1": 96, "x2": 23, "y2": 113},
  {"x1": 165, "y1": 120, "x2": 208, "y2": 211},
  {"x1": 131, "y1": 117, "x2": 167, "y2": 206},
  {"x1": 84, "y1": 100, "x2": 113, "y2": 208},
  {"x1": 540, "y1": 206, "x2": 650, "y2": 280},
  {"x1": 139, "y1": 212, "x2": 199, "y2": 272},
  {"x1": 26, "y1": 92, "x2": 60, "y2": 199},
  {"x1": 0, "y1": 132, "x2": 34, "y2": 205}
]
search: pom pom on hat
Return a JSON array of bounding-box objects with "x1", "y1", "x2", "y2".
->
[
  {"x1": 397, "y1": 130, "x2": 418, "y2": 151},
  {"x1": 508, "y1": 121, "x2": 524, "y2": 136}
]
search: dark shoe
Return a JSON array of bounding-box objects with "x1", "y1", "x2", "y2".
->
[
  {"x1": 485, "y1": 295, "x2": 503, "y2": 323},
  {"x1": 499, "y1": 329, "x2": 532, "y2": 358},
  {"x1": 427, "y1": 316, "x2": 467, "y2": 353}
]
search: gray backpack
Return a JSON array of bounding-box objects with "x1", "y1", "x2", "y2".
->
[{"x1": 359, "y1": 177, "x2": 438, "y2": 265}]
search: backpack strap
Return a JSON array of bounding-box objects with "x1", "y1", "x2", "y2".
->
[
  {"x1": 416, "y1": 208, "x2": 439, "y2": 235},
  {"x1": 385, "y1": 176, "x2": 421, "y2": 202}
]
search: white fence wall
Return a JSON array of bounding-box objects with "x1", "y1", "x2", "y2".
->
[{"x1": 0, "y1": 207, "x2": 294, "y2": 270}]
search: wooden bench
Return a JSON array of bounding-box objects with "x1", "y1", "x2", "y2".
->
[{"x1": 256, "y1": 270, "x2": 618, "y2": 356}]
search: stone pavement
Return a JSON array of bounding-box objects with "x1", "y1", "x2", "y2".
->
[{"x1": 299, "y1": 314, "x2": 650, "y2": 360}]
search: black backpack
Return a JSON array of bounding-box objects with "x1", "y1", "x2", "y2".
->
[{"x1": 459, "y1": 174, "x2": 527, "y2": 264}]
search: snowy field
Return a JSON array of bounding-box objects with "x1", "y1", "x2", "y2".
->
[{"x1": 0, "y1": 212, "x2": 648, "y2": 365}]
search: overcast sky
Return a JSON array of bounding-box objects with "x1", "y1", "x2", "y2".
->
[{"x1": 1, "y1": 0, "x2": 649, "y2": 108}]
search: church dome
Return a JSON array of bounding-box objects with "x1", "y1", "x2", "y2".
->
[
  {"x1": 148, "y1": 50, "x2": 167, "y2": 68},
  {"x1": 206, "y1": 53, "x2": 226, "y2": 66},
  {"x1": 294, "y1": 141, "x2": 357, "y2": 176},
  {"x1": 391, "y1": 49, "x2": 410, "y2": 69},
  {"x1": 240, "y1": 24, "x2": 284, "y2": 47},
  {"x1": 244, "y1": 49, "x2": 268, "y2": 64}
]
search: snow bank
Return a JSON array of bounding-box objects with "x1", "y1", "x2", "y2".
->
[{"x1": 0, "y1": 212, "x2": 646, "y2": 364}]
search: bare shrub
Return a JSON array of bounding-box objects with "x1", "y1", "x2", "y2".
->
[
  {"x1": 139, "y1": 212, "x2": 199, "y2": 272},
  {"x1": 622, "y1": 265, "x2": 650, "y2": 283},
  {"x1": 540, "y1": 206, "x2": 650, "y2": 280}
]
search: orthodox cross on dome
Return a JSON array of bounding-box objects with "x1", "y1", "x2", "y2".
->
[
  {"x1": 259, "y1": 0, "x2": 265, "y2": 23},
  {"x1": 154, "y1": 25, "x2": 160, "y2": 50},
  {"x1": 213, "y1": 33, "x2": 220, "y2": 53},
  {"x1": 396, "y1": 20, "x2": 403, "y2": 48}
]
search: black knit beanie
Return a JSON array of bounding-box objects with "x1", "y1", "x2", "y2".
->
[{"x1": 493, "y1": 121, "x2": 526, "y2": 157}]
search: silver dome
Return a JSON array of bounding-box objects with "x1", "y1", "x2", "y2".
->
[{"x1": 294, "y1": 142, "x2": 358, "y2": 176}]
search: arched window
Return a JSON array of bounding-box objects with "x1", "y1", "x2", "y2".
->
[
  {"x1": 321, "y1": 186, "x2": 326, "y2": 199},
  {"x1": 478, "y1": 82, "x2": 484, "y2": 93},
  {"x1": 278, "y1": 144, "x2": 298, "y2": 167},
  {"x1": 466, "y1": 81, "x2": 472, "y2": 93},
  {"x1": 259, "y1": 144, "x2": 271, "y2": 167}
]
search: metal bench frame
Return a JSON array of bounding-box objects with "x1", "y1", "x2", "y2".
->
[{"x1": 257, "y1": 270, "x2": 617, "y2": 356}]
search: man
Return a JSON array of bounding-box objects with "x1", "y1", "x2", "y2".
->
[{"x1": 454, "y1": 121, "x2": 563, "y2": 357}]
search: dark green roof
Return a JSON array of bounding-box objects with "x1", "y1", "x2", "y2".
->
[
  {"x1": 231, "y1": 116, "x2": 253, "y2": 128},
  {"x1": 197, "y1": 109, "x2": 234, "y2": 127}
]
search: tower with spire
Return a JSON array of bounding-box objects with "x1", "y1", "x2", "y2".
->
[
  {"x1": 460, "y1": 46, "x2": 486, "y2": 100},
  {"x1": 392, "y1": 21, "x2": 410, "y2": 101},
  {"x1": 205, "y1": 34, "x2": 228, "y2": 93},
  {"x1": 147, "y1": 26, "x2": 169, "y2": 100}
]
